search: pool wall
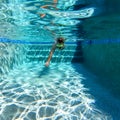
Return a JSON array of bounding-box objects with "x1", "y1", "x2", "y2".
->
[
  {"x1": 0, "y1": 38, "x2": 83, "y2": 76},
  {"x1": 104, "y1": 0, "x2": 120, "y2": 14},
  {"x1": 82, "y1": 42, "x2": 120, "y2": 98},
  {"x1": 0, "y1": 40, "x2": 26, "y2": 76}
]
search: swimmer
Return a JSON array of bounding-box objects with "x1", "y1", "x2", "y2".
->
[{"x1": 45, "y1": 37, "x2": 65, "y2": 67}]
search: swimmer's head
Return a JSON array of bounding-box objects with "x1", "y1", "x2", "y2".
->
[
  {"x1": 56, "y1": 37, "x2": 64, "y2": 43},
  {"x1": 56, "y1": 37, "x2": 65, "y2": 50}
]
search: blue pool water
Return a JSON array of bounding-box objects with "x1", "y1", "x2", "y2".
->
[
  {"x1": 1, "y1": 62, "x2": 120, "y2": 120},
  {"x1": 0, "y1": 0, "x2": 120, "y2": 120}
]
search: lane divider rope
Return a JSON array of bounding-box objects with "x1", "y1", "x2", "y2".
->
[
  {"x1": 0, "y1": 38, "x2": 82, "y2": 45},
  {"x1": 1, "y1": 38, "x2": 120, "y2": 45}
]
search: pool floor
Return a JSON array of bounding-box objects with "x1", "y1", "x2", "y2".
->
[{"x1": 0, "y1": 63, "x2": 120, "y2": 120}]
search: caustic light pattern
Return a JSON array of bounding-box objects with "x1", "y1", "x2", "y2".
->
[{"x1": 0, "y1": 63, "x2": 112, "y2": 120}]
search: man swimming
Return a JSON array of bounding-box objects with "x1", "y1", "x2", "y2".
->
[{"x1": 45, "y1": 37, "x2": 65, "y2": 67}]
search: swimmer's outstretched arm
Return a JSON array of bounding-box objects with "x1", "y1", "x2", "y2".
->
[{"x1": 45, "y1": 43, "x2": 57, "y2": 67}]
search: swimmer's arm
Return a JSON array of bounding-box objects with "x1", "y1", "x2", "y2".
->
[{"x1": 45, "y1": 43, "x2": 56, "y2": 66}]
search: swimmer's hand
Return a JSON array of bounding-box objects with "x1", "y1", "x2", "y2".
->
[{"x1": 45, "y1": 62, "x2": 50, "y2": 67}]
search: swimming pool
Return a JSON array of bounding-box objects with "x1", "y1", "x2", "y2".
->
[
  {"x1": 1, "y1": 62, "x2": 120, "y2": 120},
  {"x1": 0, "y1": 0, "x2": 120, "y2": 120}
]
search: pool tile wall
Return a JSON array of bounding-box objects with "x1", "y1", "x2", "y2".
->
[
  {"x1": 0, "y1": 42, "x2": 26, "y2": 76},
  {"x1": 82, "y1": 43, "x2": 120, "y2": 98}
]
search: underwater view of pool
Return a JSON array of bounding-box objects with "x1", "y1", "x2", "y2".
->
[
  {"x1": 0, "y1": 0, "x2": 120, "y2": 120},
  {"x1": 1, "y1": 62, "x2": 120, "y2": 120}
]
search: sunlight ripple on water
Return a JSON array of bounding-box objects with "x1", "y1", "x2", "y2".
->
[
  {"x1": 0, "y1": 0, "x2": 95, "y2": 42},
  {"x1": 0, "y1": 63, "x2": 112, "y2": 120}
]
